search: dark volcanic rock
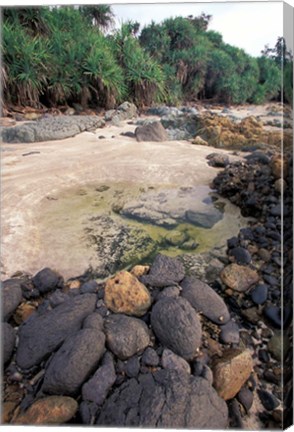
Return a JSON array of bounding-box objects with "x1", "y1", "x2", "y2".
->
[
  {"x1": 161, "y1": 348, "x2": 191, "y2": 374},
  {"x1": 258, "y1": 389, "x2": 279, "y2": 411},
  {"x1": 141, "y1": 347, "x2": 160, "y2": 367},
  {"x1": 2, "y1": 279, "x2": 23, "y2": 320},
  {"x1": 181, "y1": 276, "x2": 230, "y2": 325},
  {"x1": 263, "y1": 305, "x2": 282, "y2": 328},
  {"x1": 82, "y1": 352, "x2": 116, "y2": 405},
  {"x1": 229, "y1": 247, "x2": 252, "y2": 265},
  {"x1": 80, "y1": 280, "x2": 98, "y2": 294},
  {"x1": 96, "y1": 370, "x2": 228, "y2": 428},
  {"x1": 104, "y1": 314, "x2": 150, "y2": 360},
  {"x1": 32, "y1": 267, "x2": 63, "y2": 294},
  {"x1": 42, "y1": 328, "x2": 105, "y2": 396},
  {"x1": 16, "y1": 294, "x2": 97, "y2": 369},
  {"x1": 125, "y1": 356, "x2": 141, "y2": 378},
  {"x1": 3, "y1": 322, "x2": 16, "y2": 364},
  {"x1": 219, "y1": 320, "x2": 240, "y2": 344},
  {"x1": 207, "y1": 153, "x2": 229, "y2": 168},
  {"x1": 141, "y1": 254, "x2": 185, "y2": 288},
  {"x1": 251, "y1": 284, "x2": 268, "y2": 305},
  {"x1": 135, "y1": 122, "x2": 168, "y2": 142},
  {"x1": 151, "y1": 297, "x2": 202, "y2": 360},
  {"x1": 237, "y1": 387, "x2": 254, "y2": 413}
]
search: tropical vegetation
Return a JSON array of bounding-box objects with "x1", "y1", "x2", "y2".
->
[{"x1": 2, "y1": 5, "x2": 293, "y2": 109}]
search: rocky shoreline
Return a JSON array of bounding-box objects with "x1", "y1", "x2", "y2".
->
[{"x1": 2, "y1": 141, "x2": 292, "y2": 428}]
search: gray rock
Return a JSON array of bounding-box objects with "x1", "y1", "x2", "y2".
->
[
  {"x1": 2, "y1": 279, "x2": 23, "y2": 320},
  {"x1": 161, "y1": 349, "x2": 191, "y2": 374},
  {"x1": 251, "y1": 284, "x2": 268, "y2": 305},
  {"x1": 141, "y1": 347, "x2": 160, "y2": 367},
  {"x1": 185, "y1": 208, "x2": 223, "y2": 228},
  {"x1": 201, "y1": 364, "x2": 214, "y2": 386},
  {"x1": 125, "y1": 356, "x2": 141, "y2": 378},
  {"x1": 151, "y1": 297, "x2": 202, "y2": 360},
  {"x1": 237, "y1": 387, "x2": 254, "y2": 412},
  {"x1": 49, "y1": 290, "x2": 69, "y2": 308},
  {"x1": 229, "y1": 247, "x2": 252, "y2": 265},
  {"x1": 83, "y1": 313, "x2": 104, "y2": 331},
  {"x1": 156, "y1": 286, "x2": 180, "y2": 300},
  {"x1": 16, "y1": 294, "x2": 97, "y2": 369},
  {"x1": 42, "y1": 328, "x2": 105, "y2": 395},
  {"x1": 160, "y1": 113, "x2": 199, "y2": 138},
  {"x1": 3, "y1": 322, "x2": 16, "y2": 364},
  {"x1": 97, "y1": 370, "x2": 228, "y2": 428},
  {"x1": 181, "y1": 276, "x2": 230, "y2": 325},
  {"x1": 82, "y1": 352, "x2": 116, "y2": 405},
  {"x1": 2, "y1": 116, "x2": 105, "y2": 143},
  {"x1": 141, "y1": 254, "x2": 185, "y2": 288},
  {"x1": 220, "y1": 320, "x2": 240, "y2": 344},
  {"x1": 32, "y1": 267, "x2": 63, "y2": 294},
  {"x1": 135, "y1": 122, "x2": 168, "y2": 142},
  {"x1": 80, "y1": 280, "x2": 98, "y2": 294},
  {"x1": 104, "y1": 314, "x2": 150, "y2": 360}
]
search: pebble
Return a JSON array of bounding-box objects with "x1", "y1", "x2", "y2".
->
[
  {"x1": 141, "y1": 347, "x2": 160, "y2": 367},
  {"x1": 80, "y1": 280, "x2": 98, "y2": 294},
  {"x1": 257, "y1": 389, "x2": 279, "y2": 411},
  {"x1": 219, "y1": 321, "x2": 240, "y2": 344},
  {"x1": 140, "y1": 254, "x2": 185, "y2": 287},
  {"x1": 263, "y1": 305, "x2": 282, "y2": 328},
  {"x1": 221, "y1": 264, "x2": 259, "y2": 292},
  {"x1": 32, "y1": 268, "x2": 63, "y2": 294},
  {"x1": 251, "y1": 284, "x2": 268, "y2": 305},
  {"x1": 2, "y1": 279, "x2": 23, "y2": 320},
  {"x1": 125, "y1": 356, "x2": 140, "y2": 378},
  {"x1": 161, "y1": 348, "x2": 191, "y2": 374},
  {"x1": 237, "y1": 387, "x2": 254, "y2": 412},
  {"x1": 258, "y1": 248, "x2": 271, "y2": 262},
  {"x1": 156, "y1": 286, "x2": 180, "y2": 300},
  {"x1": 229, "y1": 247, "x2": 252, "y2": 264}
]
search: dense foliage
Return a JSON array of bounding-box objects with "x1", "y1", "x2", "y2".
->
[{"x1": 2, "y1": 6, "x2": 292, "y2": 109}]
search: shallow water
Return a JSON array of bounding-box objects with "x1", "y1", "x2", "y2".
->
[{"x1": 37, "y1": 182, "x2": 249, "y2": 278}]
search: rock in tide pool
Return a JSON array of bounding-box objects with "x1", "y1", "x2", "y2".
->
[
  {"x1": 97, "y1": 370, "x2": 228, "y2": 428},
  {"x1": 32, "y1": 267, "x2": 63, "y2": 294},
  {"x1": 12, "y1": 396, "x2": 78, "y2": 425},
  {"x1": 82, "y1": 352, "x2": 116, "y2": 405},
  {"x1": 16, "y1": 294, "x2": 97, "y2": 370},
  {"x1": 2, "y1": 279, "x2": 23, "y2": 321},
  {"x1": 42, "y1": 328, "x2": 105, "y2": 396},
  {"x1": 141, "y1": 254, "x2": 185, "y2": 288},
  {"x1": 3, "y1": 322, "x2": 16, "y2": 364},
  {"x1": 151, "y1": 297, "x2": 202, "y2": 360},
  {"x1": 212, "y1": 349, "x2": 253, "y2": 400},
  {"x1": 221, "y1": 264, "x2": 259, "y2": 292},
  {"x1": 104, "y1": 314, "x2": 150, "y2": 360},
  {"x1": 104, "y1": 271, "x2": 151, "y2": 317},
  {"x1": 181, "y1": 276, "x2": 230, "y2": 325},
  {"x1": 161, "y1": 348, "x2": 191, "y2": 374}
]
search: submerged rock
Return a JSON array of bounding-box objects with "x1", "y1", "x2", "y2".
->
[
  {"x1": 96, "y1": 370, "x2": 228, "y2": 428},
  {"x1": 151, "y1": 297, "x2": 202, "y2": 360}
]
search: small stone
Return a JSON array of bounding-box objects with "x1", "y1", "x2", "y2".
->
[
  {"x1": 83, "y1": 313, "x2": 104, "y2": 331},
  {"x1": 12, "y1": 396, "x2": 78, "y2": 425},
  {"x1": 212, "y1": 349, "x2": 253, "y2": 400},
  {"x1": 164, "y1": 230, "x2": 188, "y2": 246},
  {"x1": 229, "y1": 247, "x2": 252, "y2": 265},
  {"x1": 181, "y1": 276, "x2": 230, "y2": 325},
  {"x1": 268, "y1": 331, "x2": 289, "y2": 361},
  {"x1": 156, "y1": 286, "x2": 180, "y2": 300},
  {"x1": 104, "y1": 271, "x2": 151, "y2": 317},
  {"x1": 80, "y1": 280, "x2": 98, "y2": 294},
  {"x1": 130, "y1": 265, "x2": 150, "y2": 278},
  {"x1": 161, "y1": 348, "x2": 191, "y2": 374},
  {"x1": 263, "y1": 305, "x2": 282, "y2": 328},
  {"x1": 251, "y1": 284, "x2": 268, "y2": 305},
  {"x1": 67, "y1": 280, "x2": 81, "y2": 290},
  {"x1": 258, "y1": 248, "x2": 271, "y2": 262},
  {"x1": 257, "y1": 389, "x2": 279, "y2": 411},
  {"x1": 221, "y1": 264, "x2": 259, "y2": 292},
  {"x1": 206, "y1": 153, "x2": 229, "y2": 168},
  {"x1": 274, "y1": 178, "x2": 287, "y2": 194},
  {"x1": 241, "y1": 307, "x2": 261, "y2": 325},
  {"x1": 82, "y1": 352, "x2": 116, "y2": 405},
  {"x1": 237, "y1": 387, "x2": 254, "y2": 412},
  {"x1": 141, "y1": 347, "x2": 160, "y2": 367},
  {"x1": 3, "y1": 322, "x2": 16, "y2": 364},
  {"x1": 32, "y1": 268, "x2": 63, "y2": 294},
  {"x1": 220, "y1": 321, "x2": 240, "y2": 344},
  {"x1": 140, "y1": 254, "x2": 185, "y2": 287},
  {"x1": 2, "y1": 279, "x2": 23, "y2": 320},
  {"x1": 151, "y1": 297, "x2": 202, "y2": 360},
  {"x1": 125, "y1": 356, "x2": 140, "y2": 378},
  {"x1": 49, "y1": 290, "x2": 69, "y2": 307},
  {"x1": 104, "y1": 314, "x2": 150, "y2": 360}
]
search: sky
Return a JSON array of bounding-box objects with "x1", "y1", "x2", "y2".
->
[{"x1": 111, "y1": 2, "x2": 284, "y2": 57}]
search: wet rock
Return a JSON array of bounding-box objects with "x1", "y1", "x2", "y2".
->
[
  {"x1": 185, "y1": 208, "x2": 223, "y2": 228},
  {"x1": 251, "y1": 284, "x2": 268, "y2": 305},
  {"x1": 12, "y1": 396, "x2": 78, "y2": 425},
  {"x1": 219, "y1": 321, "x2": 240, "y2": 344},
  {"x1": 83, "y1": 313, "x2": 104, "y2": 331},
  {"x1": 181, "y1": 276, "x2": 230, "y2": 325},
  {"x1": 161, "y1": 348, "x2": 191, "y2": 374},
  {"x1": 258, "y1": 389, "x2": 279, "y2": 411},
  {"x1": 212, "y1": 349, "x2": 253, "y2": 400},
  {"x1": 82, "y1": 352, "x2": 116, "y2": 405},
  {"x1": 141, "y1": 254, "x2": 185, "y2": 288},
  {"x1": 151, "y1": 297, "x2": 202, "y2": 360},
  {"x1": 2, "y1": 279, "x2": 23, "y2": 320},
  {"x1": 104, "y1": 314, "x2": 150, "y2": 360},
  {"x1": 32, "y1": 268, "x2": 63, "y2": 294},
  {"x1": 237, "y1": 387, "x2": 254, "y2": 412},
  {"x1": 16, "y1": 294, "x2": 97, "y2": 370},
  {"x1": 96, "y1": 370, "x2": 228, "y2": 428},
  {"x1": 229, "y1": 247, "x2": 252, "y2": 264},
  {"x1": 135, "y1": 122, "x2": 168, "y2": 142},
  {"x1": 3, "y1": 322, "x2": 16, "y2": 364},
  {"x1": 104, "y1": 271, "x2": 151, "y2": 317},
  {"x1": 42, "y1": 328, "x2": 105, "y2": 395},
  {"x1": 141, "y1": 347, "x2": 160, "y2": 367},
  {"x1": 221, "y1": 264, "x2": 259, "y2": 292},
  {"x1": 206, "y1": 153, "x2": 229, "y2": 167},
  {"x1": 80, "y1": 280, "x2": 98, "y2": 294}
]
